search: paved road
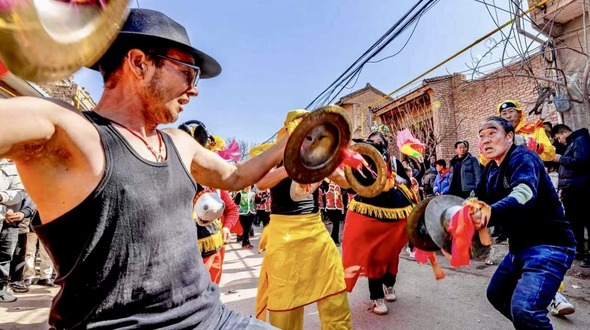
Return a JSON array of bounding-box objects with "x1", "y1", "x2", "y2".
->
[
  {"x1": 2, "y1": 228, "x2": 589, "y2": 330},
  {"x1": 220, "y1": 232, "x2": 590, "y2": 330}
]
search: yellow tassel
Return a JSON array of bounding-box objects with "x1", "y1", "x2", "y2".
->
[
  {"x1": 197, "y1": 220, "x2": 224, "y2": 253},
  {"x1": 348, "y1": 200, "x2": 414, "y2": 220},
  {"x1": 198, "y1": 232, "x2": 224, "y2": 254}
]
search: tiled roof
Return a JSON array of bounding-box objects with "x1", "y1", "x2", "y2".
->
[{"x1": 337, "y1": 83, "x2": 392, "y2": 103}]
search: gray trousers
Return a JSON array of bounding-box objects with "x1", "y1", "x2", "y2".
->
[{"x1": 215, "y1": 305, "x2": 278, "y2": 330}]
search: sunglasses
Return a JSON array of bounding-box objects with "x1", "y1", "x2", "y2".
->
[{"x1": 154, "y1": 54, "x2": 201, "y2": 87}]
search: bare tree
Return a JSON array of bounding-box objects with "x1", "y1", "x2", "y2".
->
[{"x1": 378, "y1": 99, "x2": 465, "y2": 158}]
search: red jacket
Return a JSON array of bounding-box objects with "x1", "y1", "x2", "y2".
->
[{"x1": 220, "y1": 190, "x2": 239, "y2": 229}]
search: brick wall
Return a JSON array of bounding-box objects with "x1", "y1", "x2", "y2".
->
[
  {"x1": 451, "y1": 55, "x2": 552, "y2": 161},
  {"x1": 554, "y1": 14, "x2": 590, "y2": 130},
  {"x1": 371, "y1": 55, "x2": 562, "y2": 162}
]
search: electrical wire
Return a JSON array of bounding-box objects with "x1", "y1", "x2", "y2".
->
[
  {"x1": 324, "y1": 0, "x2": 440, "y2": 105},
  {"x1": 306, "y1": 0, "x2": 427, "y2": 109},
  {"x1": 305, "y1": 0, "x2": 438, "y2": 110},
  {"x1": 359, "y1": 0, "x2": 551, "y2": 113},
  {"x1": 325, "y1": 0, "x2": 440, "y2": 105}
]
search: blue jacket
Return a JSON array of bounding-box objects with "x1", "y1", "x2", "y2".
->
[
  {"x1": 433, "y1": 170, "x2": 451, "y2": 195},
  {"x1": 475, "y1": 145, "x2": 575, "y2": 252}
]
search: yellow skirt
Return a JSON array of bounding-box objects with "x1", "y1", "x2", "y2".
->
[{"x1": 255, "y1": 212, "x2": 346, "y2": 320}]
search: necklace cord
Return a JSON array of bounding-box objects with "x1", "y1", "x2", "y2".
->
[{"x1": 109, "y1": 119, "x2": 166, "y2": 162}]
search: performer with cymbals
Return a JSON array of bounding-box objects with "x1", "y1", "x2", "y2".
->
[
  {"x1": 0, "y1": 8, "x2": 284, "y2": 329},
  {"x1": 473, "y1": 116, "x2": 575, "y2": 329},
  {"x1": 254, "y1": 109, "x2": 352, "y2": 330},
  {"x1": 342, "y1": 127, "x2": 419, "y2": 316}
]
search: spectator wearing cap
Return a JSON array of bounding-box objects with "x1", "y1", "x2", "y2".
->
[
  {"x1": 487, "y1": 100, "x2": 555, "y2": 163},
  {"x1": 432, "y1": 159, "x2": 450, "y2": 195},
  {"x1": 449, "y1": 140, "x2": 482, "y2": 199}
]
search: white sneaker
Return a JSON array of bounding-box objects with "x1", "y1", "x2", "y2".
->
[
  {"x1": 383, "y1": 286, "x2": 397, "y2": 302},
  {"x1": 372, "y1": 299, "x2": 388, "y2": 315},
  {"x1": 549, "y1": 292, "x2": 575, "y2": 316}
]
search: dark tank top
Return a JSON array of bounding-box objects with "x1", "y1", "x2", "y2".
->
[
  {"x1": 270, "y1": 177, "x2": 319, "y2": 215},
  {"x1": 32, "y1": 112, "x2": 221, "y2": 329}
]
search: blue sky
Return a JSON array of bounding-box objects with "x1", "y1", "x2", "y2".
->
[{"x1": 74, "y1": 0, "x2": 520, "y2": 144}]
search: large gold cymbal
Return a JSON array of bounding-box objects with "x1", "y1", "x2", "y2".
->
[{"x1": 0, "y1": 0, "x2": 130, "y2": 83}]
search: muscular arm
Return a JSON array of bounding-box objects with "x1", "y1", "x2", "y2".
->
[
  {"x1": 0, "y1": 97, "x2": 62, "y2": 159},
  {"x1": 168, "y1": 128, "x2": 287, "y2": 191}
]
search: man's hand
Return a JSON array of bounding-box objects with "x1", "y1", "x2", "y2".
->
[
  {"x1": 5, "y1": 209, "x2": 24, "y2": 223},
  {"x1": 553, "y1": 154, "x2": 562, "y2": 162},
  {"x1": 471, "y1": 208, "x2": 488, "y2": 230},
  {"x1": 222, "y1": 227, "x2": 231, "y2": 244}
]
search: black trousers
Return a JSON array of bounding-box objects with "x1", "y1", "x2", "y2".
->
[
  {"x1": 257, "y1": 210, "x2": 270, "y2": 227},
  {"x1": 562, "y1": 189, "x2": 590, "y2": 255},
  {"x1": 325, "y1": 209, "x2": 344, "y2": 244},
  {"x1": 368, "y1": 271, "x2": 397, "y2": 300},
  {"x1": 239, "y1": 214, "x2": 256, "y2": 246},
  {"x1": 9, "y1": 233, "x2": 27, "y2": 282},
  {"x1": 0, "y1": 227, "x2": 18, "y2": 287}
]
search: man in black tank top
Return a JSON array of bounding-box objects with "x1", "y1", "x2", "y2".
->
[{"x1": 0, "y1": 8, "x2": 285, "y2": 330}]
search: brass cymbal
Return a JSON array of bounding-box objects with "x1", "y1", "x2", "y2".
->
[
  {"x1": 284, "y1": 104, "x2": 351, "y2": 184},
  {"x1": 0, "y1": 0, "x2": 130, "y2": 83}
]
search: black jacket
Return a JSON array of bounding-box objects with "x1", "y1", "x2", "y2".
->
[
  {"x1": 449, "y1": 153, "x2": 482, "y2": 194},
  {"x1": 558, "y1": 128, "x2": 590, "y2": 190}
]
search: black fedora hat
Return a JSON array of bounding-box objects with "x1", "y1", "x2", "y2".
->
[{"x1": 91, "y1": 8, "x2": 221, "y2": 78}]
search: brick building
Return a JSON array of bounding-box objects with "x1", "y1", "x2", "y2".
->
[
  {"x1": 343, "y1": 54, "x2": 557, "y2": 161},
  {"x1": 335, "y1": 2, "x2": 590, "y2": 162},
  {"x1": 1, "y1": 68, "x2": 95, "y2": 111},
  {"x1": 529, "y1": 0, "x2": 590, "y2": 129},
  {"x1": 39, "y1": 77, "x2": 96, "y2": 111},
  {"x1": 335, "y1": 83, "x2": 392, "y2": 139}
]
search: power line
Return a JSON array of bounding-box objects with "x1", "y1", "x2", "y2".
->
[
  {"x1": 305, "y1": 0, "x2": 439, "y2": 110},
  {"x1": 325, "y1": 0, "x2": 440, "y2": 105}
]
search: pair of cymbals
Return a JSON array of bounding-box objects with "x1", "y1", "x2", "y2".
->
[{"x1": 407, "y1": 195, "x2": 489, "y2": 259}]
